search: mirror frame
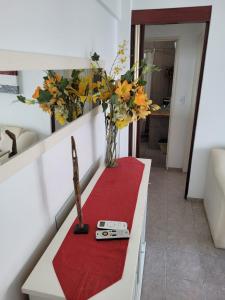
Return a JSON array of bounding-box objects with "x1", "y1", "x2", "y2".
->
[{"x1": 0, "y1": 50, "x2": 102, "y2": 183}]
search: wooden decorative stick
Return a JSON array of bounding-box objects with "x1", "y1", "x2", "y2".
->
[
  {"x1": 5, "y1": 130, "x2": 17, "y2": 158},
  {"x1": 71, "y1": 136, "x2": 89, "y2": 234}
]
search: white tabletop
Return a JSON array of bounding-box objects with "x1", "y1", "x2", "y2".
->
[{"x1": 22, "y1": 158, "x2": 151, "y2": 300}]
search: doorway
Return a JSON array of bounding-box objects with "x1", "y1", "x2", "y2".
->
[
  {"x1": 140, "y1": 39, "x2": 176, "y2": 168},
  {"x1": 129, "y1": 6, "x2": 211, "y2": 198}
]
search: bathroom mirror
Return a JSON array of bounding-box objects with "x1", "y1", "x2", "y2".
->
[{"x1": 0, "y1": 68, "x2": 97, "y2": 166}]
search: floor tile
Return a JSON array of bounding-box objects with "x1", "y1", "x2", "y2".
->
[
  {"x1": 141, "y1": 273, "x2": 166, "y2": 300},
  {"x1": 166, "y1": 249, "x2": 205, "y2": 283},
  {"x1": 196, "y1": 233, "x2": 225, "y2": 259},
  {"x1": 204, "y1": 283, "x2": 225, "y2": 300},
  {"x1": 146, "y1": 226, "x2": 168, "y2": 249},
  {"x1": 167, "y1": 230, "x2": 198, "y2": 254},
  {"x1": 166, "y1": 277, "x2": 205, "y2": 300},
  {"x1": 200, "y1": 254, "x2": 225, "y2": 288},
  {"x1": 144, "y1": 245, "x2": 166, "y2": 278},
  {"x1": 141, "y1": 167, "x2": 225, "y2": 300}
]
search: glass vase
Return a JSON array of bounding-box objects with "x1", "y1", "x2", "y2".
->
[{"x1": 105, "y1": 120, "x2": 118, "y2": 168}]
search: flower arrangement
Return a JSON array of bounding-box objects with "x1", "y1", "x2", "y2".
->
[
  {"x1": 17, "y1": 69, "x2": 96, "y2": 125},
  {"x1": 17, "y1": 41, "x2": 160, "y2": 167},
  {"x1": 89, "y1": 41, "x2": 160, "y2": 167}
]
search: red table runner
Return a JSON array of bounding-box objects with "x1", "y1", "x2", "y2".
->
[{"x1": 53, "y1": 157, "x2": 144, "y2": 300}]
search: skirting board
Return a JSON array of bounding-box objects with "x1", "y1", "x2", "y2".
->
[
  {"x1": 187, "y1": 197, "x2": 203, "y2": 202},
  {"x1": 135, "y1": 242, "x2": 146, "y2": 300}
]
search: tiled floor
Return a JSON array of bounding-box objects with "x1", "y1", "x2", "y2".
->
[{"x1": 141, "y1": 167, "x2": 225, "y2": 300}]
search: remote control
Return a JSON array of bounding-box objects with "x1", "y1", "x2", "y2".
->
[
  {"x1": 96, "y1": 229, "x2": 130, "y2": 240},
  {"x1": 97, "y1": 220, "x2": 128, "y2": 230}
]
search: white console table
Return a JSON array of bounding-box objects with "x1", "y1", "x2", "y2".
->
[{"x1": 22, "y1": 158, "x2": 151, "y2": 300}]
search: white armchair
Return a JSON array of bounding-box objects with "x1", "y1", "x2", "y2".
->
[
  {"x1": 0, "y1": 126, "x2": 38, "y2": 165},
  {"x1": 204, "y1": 148, "x2": 225, "y2": 248}
]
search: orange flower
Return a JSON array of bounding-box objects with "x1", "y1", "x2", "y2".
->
[
  {"x1": 115, "y1": 80, "x2": 132, "y2": 101},
  {"x1": 49, "y1": 86, "x2": 59, "y2": 97},
  {"x1": 45, "y1": 78, "x2": 54, "y2": 86},
  {"x1": 134, "y1": 87, "x2": 148, "y2": 106},
  {"x1": 39, "y1": 103, "x2": 51, "y2": 114},
  {"x1": 32, "y1": 86, "x2": 41, "y2": 99}
]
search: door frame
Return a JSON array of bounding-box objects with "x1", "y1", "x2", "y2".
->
[{"x1": 129, "y1": 6, "x2": 212, "y2": 198}]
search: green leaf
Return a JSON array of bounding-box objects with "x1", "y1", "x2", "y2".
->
[
  {"x1": 138, "y1": 79, "x2": 147, "y2": 86},
  {"x1": 47, "y1": 70, "x2": 56, "y2": 78},
  {"x1": 102, "y1": 102, "x2": 108, "y2": 112},
  {"x1": 110, "y1": 94, "x2": 118, "y2": 105},
  {"x1": 121, "y1": 70, "x2": 134, "y2": 83},
  {"x1": 17, "y1": 95, "x2": 26, "y2": 103},
  {"x1": 71, "y1": 69, "x2": 81, "y2": 81},
  {"x1": 150, "y1": 64, "x2": 161, "y2": 72},
  {"x1": 59, "y1": 78, "x2": 69, "y2": 91},
  {"x1": 91, "y1": 52, "x2": 100, "y2": 62},
  {"x1": 38, "y1": 90, "x2": 52, "y2": 103}
]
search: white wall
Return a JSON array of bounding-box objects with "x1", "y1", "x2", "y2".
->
[
  {"x1": 116, "y1": 0, "x2": 132, "y2": 157},
  {"x1": 132, "y1": 0, "x2": 213, "y2": 10},
  {"x1": 145, "y1": 24, "x2": 205, "y2": 170},
  {"x1": 183, "y1": 32, "x2": 205, "y2": 172},
  {"x1": 0, "y1": 1, "x2": 131, "y2": 299},
  {"x1": 0, "y1": 71, "x2": 51, "y2": 139},
  {"x1": 133, "y1": 0, "x2": 225, "y2": 199}
]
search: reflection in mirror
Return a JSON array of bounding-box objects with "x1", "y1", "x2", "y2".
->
[{"x1": 0, "y1": 69, "x2": 97, "y2": 166}]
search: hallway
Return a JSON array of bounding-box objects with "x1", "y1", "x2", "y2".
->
[{"x1": 141, "y1": 168, "x2": 225, "y2": 300}]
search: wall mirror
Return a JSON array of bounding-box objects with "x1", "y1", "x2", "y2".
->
[{"x1": 0, "y1": 68, "x2": 97, "y2": 166}]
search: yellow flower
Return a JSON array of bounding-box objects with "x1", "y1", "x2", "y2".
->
[
  {"x1": 113, "y1": 66, "x2": 122, "y2": 75},
  {"x1": 115, "y1": 80, "x2": 132, "y2": 101},
  {"x1": 78, "y1": 81, "x2": 87, "y2": 96},
  {"x1": 73, "y1": 106, "x2": 82, "y2": 119},
  {"x1": 57, "y1": 98, "x2": 65, "y2": 106},
  {"x1": 137, "y1": 107, "x2": 151, "y2": 119},
  {"x1": 134, "y1": 87, "x2": 148, "y2": 106},
  {"x1": 40, "y1": 103, "x2": 51, "y2": 114},
  {"x1": 55, "y1": 112, "x2": 66, "y2": 125},
  {"x1": 49, "y1": 98, "x2": 57, "y2": 105},
  {"x1": 117, "y1": 40, "x2": 127, "y2": 56},
  {"x1": 115, "y1": 117, "x2": 131, "y2": 129},
  {"x1": 32, "y1": 86, "x2": 41, "y2": 99},
  {"x1": 117, "y1": 49, "x2": 125, "y2": 55},
  {"x1": 55, "y1": 73, "x2": 62, "y2": 82},
  {"x1": 120, "y1": 56, "x2": 127, "y2": 64},
  {"x1": 80, "y1": 96, "x2": 87, "y2": 103},
  {"x1": 151, "y1": 103, "x2": 161, "y2": 111},
  {"x1": 92, "y1": 94, "x2": 99, "y2": 103},
  {"x1": 100, "y1": 91, "x2": 111, "y2": 101},
  {"x1": 97, "y1": 79, "x2": 107, "y2": 89}
]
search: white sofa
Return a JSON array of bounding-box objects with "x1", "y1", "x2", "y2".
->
[
  {"x1": 204, "y1": 148, "x2": 225, "y2": 248},
  {"x1": 0, "y1": 126, "x2": 38, "y2": 165}
]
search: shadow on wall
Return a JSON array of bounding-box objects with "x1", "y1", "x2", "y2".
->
[
  {"x1": 90, "y1": 110, "x2": 100, "y2": 164},
  {"x1": 4, "y1": 155, "x2": 102, "y2": 300},
  {"x1": 188, "y1": 146, "x2": 220, "y2": 199},
  {"x1": 36, "y1": 157, "x2": 52, "y2": 223},
  {"x1": 4, "y1": 225, "x2": 56, "y2": 300},
  {"x1": 55, "y1": 157, "x2": 102, "y2": 229}
]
